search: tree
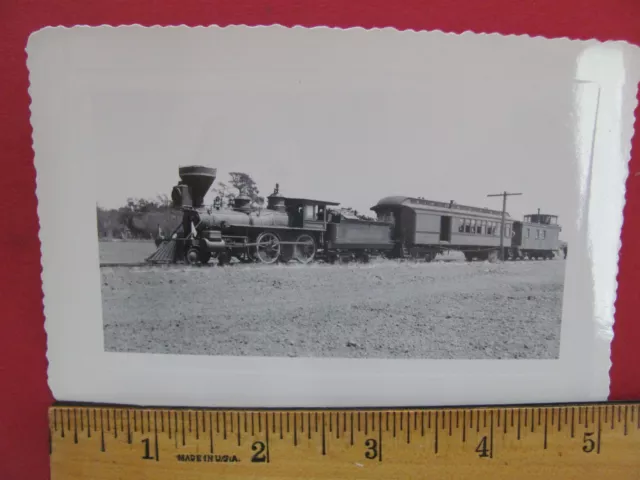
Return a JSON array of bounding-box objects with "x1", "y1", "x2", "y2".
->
[{"x1": 214, "y1": 172, "x2": 264, "y2": 207}]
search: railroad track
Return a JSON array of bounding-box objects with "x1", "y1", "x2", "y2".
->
[{"x1": 99, "y1": 258, "x2": 565, "y2": 269}]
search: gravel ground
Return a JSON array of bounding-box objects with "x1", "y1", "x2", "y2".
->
[
  {"x1": 99, "y1": 240, "x2": 157, "y2": 264},
  {"x1": 101, "y1": 257, "x2": 565, "y2": 360}
]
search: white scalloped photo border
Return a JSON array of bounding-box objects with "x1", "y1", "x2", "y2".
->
[{"x1": 25, "y1": 24, "x2": 640, "y2": 408}]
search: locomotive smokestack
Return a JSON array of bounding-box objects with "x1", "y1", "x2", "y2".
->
[{"x1": 178, "y1": 165, "x2": 217, "y2": 208}]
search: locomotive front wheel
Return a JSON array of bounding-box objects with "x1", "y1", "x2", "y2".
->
[
  {"x1": 255, "y1": 232, "x2": 281, "y2": 264},
  {"x1": 185, "y1": 247, "x2": 201, "y2": 265},
  {"x1": 294, "y1": 234, "x2": 316, "y2": 264}
]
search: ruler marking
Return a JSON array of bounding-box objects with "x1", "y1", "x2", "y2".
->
[
  {"x1": 237, "y1": 413, "x2": 241, "y2": 446},
  {"x1": 591, "y1": 406, "x2": 595, "y2": 426},
  {"x1": 385, "y1": 412, "x2": 389, "y2": 432},
  {"x1": 173, "y1": 412, "x2": 178, "y2": 449},
  {"x1": 294, "y1": 414, "x2": 298, "y2": 446},
  {"x1": 133, "y1": 410, "x2": 137, "y2": 433},
  {"x1": 551, "y1": 408, "x2": 554, "y2": 426},
  {"x1": 93, "y1": 410, "x2": 97, "y2": 435},
  {"x1": 571, "y1": 408, "x2": 575, "y2": 438},
  {"x1": 280, "y1": 412, "x2": 284, "y2": 439},
  {"x1": 456, "y1": 411, "x2": 459, "y2": 429},
  {"x1": 343, "y1": 412, "x2": 347, "y2": 434},
  {"x1": 414, "y1": 410, "x2": 418, "y2": 431},
  {"x1": 126, "y1": 411, "x2": 131, "y2": 444},
  {"x1": 153, "y1": 411, "x2": 159, "y2": 461},
  {"x1": 449, "y1": 411, "x2": 452, "y2": 436},
  {"x1": 113, "y1": 410, "x2": 118, "y2": 439},
  {"x1": 181, "y1": 411, "x2": 186, "y2": 446},
  {"x1": 251, "y1": 413, "x2": 255, "y2": 437},
  {"x1": 308, "y1": 413, "x2": 312, "y2": 440},
  {"x1": 218, "y1": 412, "x2": 221, "y2": 434},
  {"x1": 604, "y1": 406, "x2": 608, "y2": 425},
  {"x1": 223, "y1": 412, "x2": 227, "y2": 440},
  {"x1": 624, "y1": 406, "x2": 628, "y2": 436},
  {"x1": 358, "y1": 412, "x2": 362, "y2": 432},
  {"x1": 100, "y1": 410, "x2": 105, "y2": 452},
  {"x1": 462, "y1": 411, "x2": 466, "y2": 442},
  {"x1": 618, "y1": 405, "x2": 622, "y2": 423},
  {"x1": 597, "y1": 407, "x2": 602, "y2": 454},
  {"x1": 469, "y1": 410, "x2": 472, "y2": 429},
  {"x1": 393, "y1": 412, "x2": 397, "y2": 437},
  {"x1": 67, "y1": 409, "x2": 71, "y2": 436},
  {"x1": 483, "y1": 410, "x2": 487, "y2": 429},
  {"x1": 378, "y1": 412, "x2": 383, "y2": 462},
  {"x1": 490, "y1": 410, "x2": 494, "y2": 459},
  {"x1": 195, "y1": 411, "x2": 199, "y2": 440},
  {"x1": 476, "y1": 411, "x2": 480, "y2": 433},
  {"x1": 336, "y1": 412, "x2": 340, "y2": 439},
  {"x1": 364, "y1": 412, "x2": 368, "y2": 435},
  {"x1": 434, "y1": 411, "x2": 439, "y2": 454},
  {"x1": 538, "y1": 408, "x2": 541, "y2": 426},
  {"x1": 167, "y1": 412, "x2": 172, "y2": 440},
  {"x1": 497, "y1": 410, "x2": 501, "y2": 427},
  {"x1": 531, "y1": 409, "x2": 535, "y2": 432},
  {"x1": 73, "y1": 409, "x2": 78, "y2": 444},
  {"x1": 503, "y1": 410, "x2": 507, "y2": 434},
  {"x1": 407, "y1": 411, "x2": 411, "y2": 444},
  {"x1": 53, "y1": 409, "x2": 58, "y2": 432},
  {"x1": 287, "y1": 412, "x2": 290, "y2": 434},
  {"x1": 60, "y1": 410, "x2": 65, "y2": 439},
  {"x1": 209, "y1": 412, "x2": 214, "y2": 454},
  {"x1": 322, "y1": 412, "x2": 326, "y2": 455},
  {"x1": 244, "y1": 412, "x2": 247, "y2": 433},
  {"x1": 201, "y1": 410, "x2": 205, "y2": 433},
  {"x1": 350, "y1": 412, "x2": 354, "y2": 445},
  {"x1": 272, "y1": 412, "x2": 276, "y2": 435},
  {"x1": 315, "y1": 412, "x2": 319, "y2": 433},
  {"x1": 543, "y1": 409, "x2": 548, "y2": 450},
  {"x1": 399, "y1": 412, "x2": 403, "y2": 431},
  {"x1": 265, "y1": 414, "x2": 271, "y2": 463},
  {"x1": 611, "y1": 406, "x2": 615, "y2": 430},
  {"x1": 146, "y1": 411, "x2": 150, "y2": 434},
  {"x1": 372, "y1": 411, "x2": 376, "y2": 433},
  {"x1": 510, "y1": 409, "x2": 514, "y2": 428},
  {"x1": 517, "y1": 409, "x2": 521, "y2": 440},
  {"x1": 421, "y1": 411, "x2": 425, "y2": 437},
  {"x1": 140, "y1": 411, "x2": 144, "y2": 434}
]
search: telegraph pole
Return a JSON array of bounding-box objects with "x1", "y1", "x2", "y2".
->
[{"x1": 487, "y1": 191, "x2": 522, "y2": 260}]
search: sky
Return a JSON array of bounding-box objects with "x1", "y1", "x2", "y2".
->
[{"x1": 83, "y1": 26, "x2": 597, "y2": 239}]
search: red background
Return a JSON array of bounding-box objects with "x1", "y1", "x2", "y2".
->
[{"x1": 0, "y1": 1, "x2": 638, "y2": 479}]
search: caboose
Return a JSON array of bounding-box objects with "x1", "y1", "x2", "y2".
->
[
  {"x1": 147, "y1": 165, "x2": 395, "y2": 265},
  {"x1": 510, "y1": 213, "x2": 562, "y2": 260}
]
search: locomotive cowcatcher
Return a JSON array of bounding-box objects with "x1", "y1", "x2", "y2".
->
[{"x1": 146, "y1": 165, "x2": 395, "y2": 266}]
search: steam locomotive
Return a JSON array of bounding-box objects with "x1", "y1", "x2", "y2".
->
[{"x1": 146, "y1": 165, "x2": 562, "y2": 266}]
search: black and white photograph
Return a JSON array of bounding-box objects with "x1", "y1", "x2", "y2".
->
[{"x1": 28, "y1": 25, "x2": 640, "y2": 407}]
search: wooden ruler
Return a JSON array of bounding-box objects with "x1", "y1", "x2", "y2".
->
[{"x1": 50, "y1": 403, "x2": 640, "y2": 479}]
